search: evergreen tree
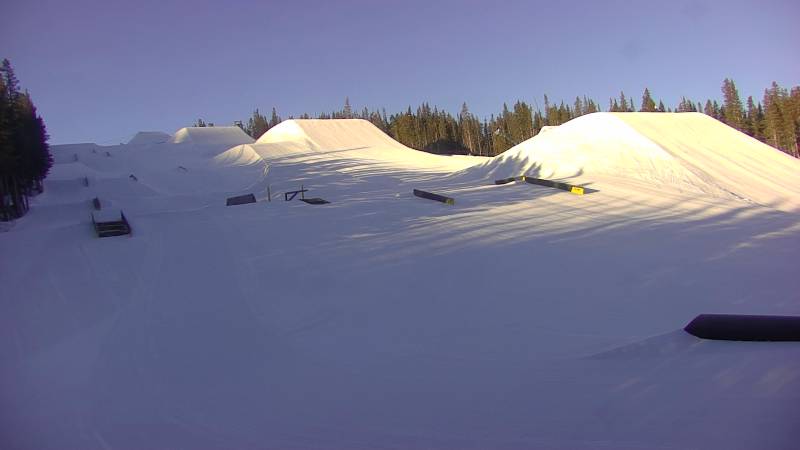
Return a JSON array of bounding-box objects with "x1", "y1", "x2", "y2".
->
[
  {"x1": 712, "y1": 100, "x2": 722, "y2": 120},
  {"x1": 640, "y1": 88, "x2": 656, "y2": 112},
  {"x1": 458, "y1": 102, "x2": 480, "y2": 155},
  {"x1": 789, "y1": 87, "x2": 800, "y2": 152},
  {"x1": 14, "y1": 92, "x2": 52, "y2": 189},
  {"x1": 269, "y1": 107, "x2": 281, "y2": 128},
  {"x1": 585, "y1": 97, "x2": 599, "y2": 114},
  {"x1": 510, "y1": 101, "x2": 534, "y2": 144},
  {"x1": 0, "y1": 59, "x2": 51, "y2": 220},
  {"x1": 532, "y1": 110, "x2": 544, "y2": 135},
  {"x1": 763, "y1": 82, "x2": 798, "y2": 156},
  {"x1": 721, "y1": 78, "x2": 745, "y2": 130},
  {"x1": 0, "y1": 67, "x2": 16, "y2": 220},
  {"x1": 618, "y1": 91, "x2": 629, "y2": 112},
  {"x1": 343, "y1": 97, "x2": 352, "y2": 119},
  {"x1": 543, "y1": 95, "x2": 556, "y2": 125},
  {"x1": 245, "y1": 108, "x2": 269, "y2": 139},
  {"x1": 573, "y1": 96, "x2": 584, "y2": 117},
  {"x1": 677, "y1": 97, "x2": 697, "y2": 112},
  {"x1": 703, "y1": 100, "x2": 715, "y2": 117},
  {"x1": 744, "y1": 96, "x2": 761, "y2": 138},
  {"x1": 657, "y1": 100, "x2": 666, "y2": 112}
]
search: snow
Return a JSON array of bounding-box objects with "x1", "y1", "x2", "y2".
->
[
  {"x1": 170, "y1": 126, "x2": 254, "y2": 149},
  {"x1": 254, "y1": 118, "x2": 479, "y2": 171},
  {"x1": 470, "y1": 112, "x2": 800, "y2": 212},
  {"x1": 1, "y1": 115, "x2": 799, "y2": 449},
  {"x1": 127, "y1": 131, "x2": 171, "y2": 146}
]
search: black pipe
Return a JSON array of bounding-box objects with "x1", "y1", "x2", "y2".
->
[{"x1": 684, "y1": 314, "x2": 800, "y2": 341}]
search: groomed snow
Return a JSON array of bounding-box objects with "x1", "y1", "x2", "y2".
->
[
  {"x1": 470, "y1": 112, "x2": 800, "y2": 211},
  {"x1": 170, "y1": 126, "x2": 255, "y2": 148},
  {"x1": 1, "y1": 116, "x2": 799, "y2": 449},
  {"x1": 127, "y1": 131, "x2": 171, "y2": 146},
  {"x1": 253, "y1": 119, "x2": 479, "y2": 171}
]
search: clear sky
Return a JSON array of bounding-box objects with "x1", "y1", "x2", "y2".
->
[{"x1": 2, "y1": 0, "x2": 798, "y2": 144}]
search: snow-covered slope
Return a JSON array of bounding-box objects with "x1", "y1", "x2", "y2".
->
[
  {"x1": 1, "y1": 117, "x2": 799, "y2": 450},
  {"x1": 170, "y1": 126, "x2": 255, "y2": 151},
  {"x1": 256, "y1": 118, "x2": 409, "y2": 150},
  {"x1": 470, "y1": 112, "x2": 800, "y2": 211},
  {"x1": 35, "y1": 128, "x2": 269, "y2": 228},
  {"x1": 127, "y1": 131, "x2": 171, "y2": 145},
  {"x1": 253, "y1": 119, "x2": 478, "y2": 171}
]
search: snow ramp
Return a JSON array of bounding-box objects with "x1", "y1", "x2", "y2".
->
[
  {"x1": 253, "y1": 119, "x2": 479, "y2": 171},
  {"x1": 127, "y1": 131, "x2": 171, "y2": 145},
  {"x1": 170, "y1": 126, "x2": 254, "y2": 147},
  {"x1": 473, "y1": 112, "x2": 800, "y2": 211}
]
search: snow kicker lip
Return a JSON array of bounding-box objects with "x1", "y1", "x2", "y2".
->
[{"x1": 685, "y1": 314, "x2": 800, "y2": 342}]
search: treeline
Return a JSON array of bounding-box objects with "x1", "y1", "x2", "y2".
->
[
  {"x1": 0, "y1": 59, "x2": 52, "y2": 221},
  {"x1": 228, "y1": 79, "x2": 800, "y2": 158}
]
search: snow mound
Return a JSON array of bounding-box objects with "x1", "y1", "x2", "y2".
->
[
  {"x1": 170, "y1": 126, "x2": 254, "y2": 147},
  {"x1": 257, "y1": 118, "x2": 408, "y2": 151},
  {"x1": 213, "y1": 144, "x2": 266, "y2": 167},
  {"x1": 253, "y1": 119, "x2": 480, "y2": 171},
  {"x1": 473, "y1": 112, "x2": 800, "y2": 211},
  {"x1": 127, "y1": 131, "x2": 171, "y2": 145}
]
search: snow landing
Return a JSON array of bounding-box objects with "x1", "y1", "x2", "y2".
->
[{"x1": 1, "y1": 115, "x2": 799, "y2": 449}]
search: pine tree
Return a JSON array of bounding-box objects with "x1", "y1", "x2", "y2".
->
[
  {"x1": 1, "y1": 60, "x2": 26, "y2": 218},
  {"x1": 585, "y1": 96, "x2": 599, "y2": 114},
  {"x1": 245, "y1": 108, "x2": 270, "y2": 139},
  {"x1": 789, "y1": 87, "x2": 800, "y2": 152},
  {"x1": 269, "y1": 107, "x2": 281, "y2": 128},
  {"x1": 343, "y1": 97, "x2": 352, "y2": 119},
  {"x1": 763, "y1": 82, "x2": 798, "y2": 156},
  {"x1": 0, "y1": 59, "x2": 51, "y2": 219},
  {"x1": 640, "y1": 88, "x2": 656, "y2": 112},
  {"x1": 703, "y1": 100, "x2": 715, "y2": 117},
  {"x1": 543, "y1": 95, "x2": 555, "y2": 125},
  {"x1": 0, "y1": 68, "x2": 15, "y2": 220},
  {"x1": 247, "y1": 108, "x2": 270, "y2": 139},
  {"x1": 744, "y1": 96, "x2": 761, "y2": 138},
  {"x1": 458, "y1": 102, "x2": 479, "y2": 155},
  {"x1": 677, "y1": 97, "x2": 697, "y2": 112},
  {"x1": 15, "y1": 92, "x2": 52, "y2": 189},
  {"x1": 532, "y1": 111, "x2": 544, "y2": 135},
  {"x1": 657, "y1": 100, "x2": 666, "y2": 112},
  {"x1": 619, "y1": 91, "x2": 629, "y2": 112},
  {"x1": 573, "y1": 96, "x2": 584, "y2": 117},
  {"x1": 712, "y1": 100, "x2": 722, "y2": 120},
  {"x1": 721, "y1": 78, "x2": 745, "y2": 130},
  {"x1": 511, "y1": 101, "x2": 533, "y2": 143}
]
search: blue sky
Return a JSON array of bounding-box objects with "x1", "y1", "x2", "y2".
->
[{"x1": 2, "y1": 0, "x2": 798, "y2": 144}]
